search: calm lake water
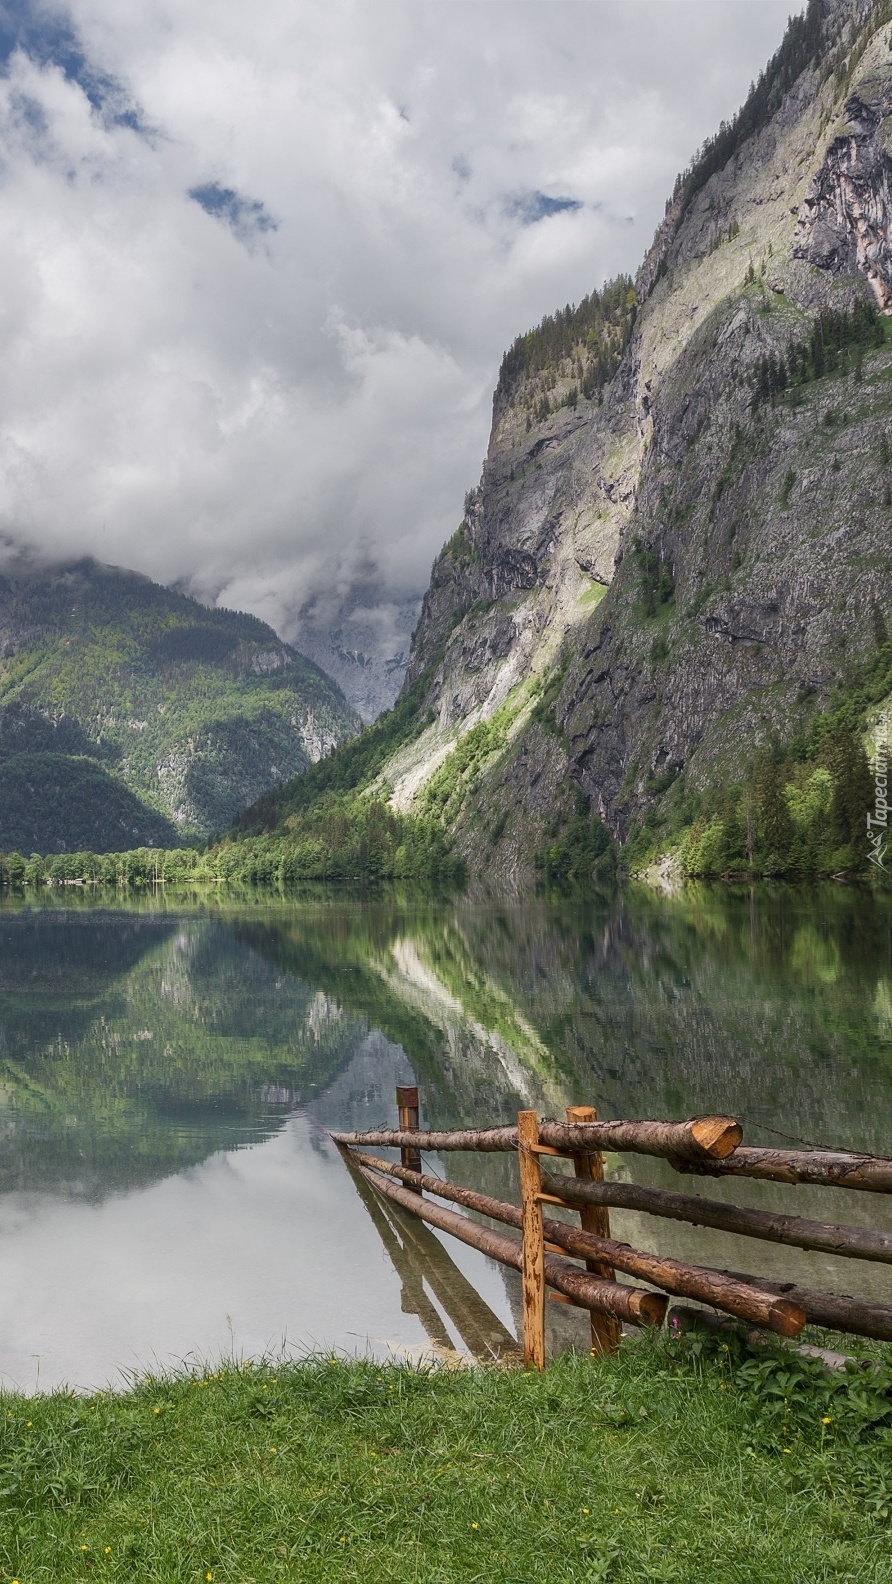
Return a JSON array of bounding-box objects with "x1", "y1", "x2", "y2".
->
[{"x1": 2, "y1": 883, "x2": 892, "y2": 1389}]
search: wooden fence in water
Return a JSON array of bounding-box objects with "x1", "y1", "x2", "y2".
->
[{"x1": 333, "y1": 1088, "x2": 892, "y2": 1368}]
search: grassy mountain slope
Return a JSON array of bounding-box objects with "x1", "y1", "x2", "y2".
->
[{"x1": 0, "y1": 559, "x2": 359, "y2": 851}]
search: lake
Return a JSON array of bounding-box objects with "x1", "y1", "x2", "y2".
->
[{"x1": 1, "y1": 882, "x2": 891, "y2": 1389}]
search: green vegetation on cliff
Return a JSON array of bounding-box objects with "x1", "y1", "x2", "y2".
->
[
  {"x1": 667, "y1": 0, "x2": 825, "y2": 226},
  {"x1": 749, "y1": 299, "x2": 886, "y2": 410},
  {"x1": 0, "y1": 669, "x2": 462, "y2": 891},
  {"x1": 496, "y1": 274, "x2": 637, "y2": 408},
  {"x1": 626, "y1": 672, "x2": 891, "y2": 884},
  {"x1": 0, "y1": 560, "x2": 358, "y2": 850},
  {"x1": 232, "y1": 669, "x2": 434, "y2": 835}
]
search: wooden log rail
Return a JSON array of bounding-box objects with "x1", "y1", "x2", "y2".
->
[
  {"x1": 342, "y1": 1148, "x2": 667, "y2": 1331},
  {"x1": 331, "y1": 1115, "x2": 743, "y2": 1163},
  {"x1": 348, "y1": 1148, "x2": 806, "y2": 1338},
  {"x1": 565, "y1": 1104, "x2": 620, "y2": 1356},
  {"x1": 539, "y1": 1170, "x2": 892, "y2": 1265},
  {"x1": 676, "y1": 1145, "x2": 892, "y2": 1193},
  {"x1": 721, "y1": 1270, "x2": 892, "y2": 1344},
  {"x1": 334, "y1": 1091, "x2": 892, "y2": 1366}
]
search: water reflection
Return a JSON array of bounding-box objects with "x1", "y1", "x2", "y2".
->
[
  {"x1": 345, "y1": 1158, "x2": 519, "y2": 1364},
  {"x1": 0, "y1": 883, "x2": 891, "y2": 1387}
]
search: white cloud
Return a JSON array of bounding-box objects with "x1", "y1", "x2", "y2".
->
[{"x1": 0, "y1": 0, "x2": 796, "y2": 642}]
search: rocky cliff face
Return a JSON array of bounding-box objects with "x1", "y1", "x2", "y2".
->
[
  {"x1": 383, "y1": 0, "x2": 892, "y2": 892},
  {"x1": 795, "y1": 75, "x2": 892, "y2": 302},
  {"x1": 296, "y1": 582, "x2": 421, "y2": 723}
]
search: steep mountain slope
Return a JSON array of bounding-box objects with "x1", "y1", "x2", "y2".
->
[
  {"x1": 0, "y1": 559, "x2": 359, "y2": 850},
  {"x1": 366, "y1": 0, "x2": 892, "y2": 889},
  {"x1": 295, "y1": 582, "x2": 422, "y2": 722}
]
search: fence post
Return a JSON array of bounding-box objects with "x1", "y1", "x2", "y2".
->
[
  {"x1": 566, "y1": 1104, "x2": 620, "y2": 1356},
  {"x1": 517, "y1": 1109, "x2": 546, "y2": 1370},
  {"x1": 396, "y1": 1085, "x2": 422, "y2": 1192}
]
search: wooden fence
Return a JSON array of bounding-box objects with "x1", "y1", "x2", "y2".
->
[{"x1": 332, "y1": 1090, "x2": 892, "y2": 1369}]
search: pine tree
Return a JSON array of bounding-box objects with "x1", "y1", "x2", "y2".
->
[{"x1": 754, "y1": 754, "x2": 793, "y2": 862}]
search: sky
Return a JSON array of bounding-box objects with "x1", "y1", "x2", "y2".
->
[{"x1": 0, "y1": 0, "x2": 798, "y2": 646}]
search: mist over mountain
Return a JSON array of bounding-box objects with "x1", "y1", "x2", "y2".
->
[
  {"x1": 295, "y1": 581, "x2": 422, "y2": 723},
  {"x1": 0, "y1": 0, "x2": 793, "y2": 698}
]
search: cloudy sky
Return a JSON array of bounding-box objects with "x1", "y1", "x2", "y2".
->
[{"x1": 0, "y1": 0, "x2": 795, "y2": 645}]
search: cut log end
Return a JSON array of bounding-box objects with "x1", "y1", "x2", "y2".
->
[
  {"x1": 690, "y1": 1116, "x2": 743, "y2": 1159},
  {"x1": 633, "y1": 1290, "x2": 669, "y2": 1327},
  {"x1": 770, "y1": 1300, "x2": 808, "y2": 1338}
]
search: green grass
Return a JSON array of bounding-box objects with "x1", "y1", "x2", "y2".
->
[{"x1": 2, "y1": 1339, "x2": 891, "y2": 1582}]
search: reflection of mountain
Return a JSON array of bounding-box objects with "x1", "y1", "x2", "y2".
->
[
  {"x1": 0, "y1": 918, "x2": 364, "y2": 1197},
  {"x1": 445, "y1": 885, "x2": 892, "y2": 1155},
  {"x1": 241, "y1": 886, "x2": 892, "y2": 1149},
  {"x1": 233, "y1": 908, "x2": 568, "y2": 1128},
  {"x1": 4, "y1": 885, "x2": 892, "y2": 1309},
  {"x1": 240, "y1": 886, "x2": 892, "y2": 1307},
  {"x1": 0, "y1": 910, "x2": 177, "y2": 1054}
]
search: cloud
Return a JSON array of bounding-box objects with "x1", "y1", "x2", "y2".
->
[
  {"x1": 0, "y1": 0, "x2": 797, "y2": 645},
  {"x1": 0, "y1": 0, "x2": 150, "y2": 129}
]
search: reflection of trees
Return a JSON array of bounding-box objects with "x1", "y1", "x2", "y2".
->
[
  {"x1": 0, "y1": 920, "x2": 363, "y2": 1197},
  {"x1": 4, "y1": 881, "x2": 892, "y2": 1283},
  {"x1": 441, "y1": 887, "x2": 892, "y2": 1158},
  {"x1": 0, "y1": 910, "x2": 177, "y2": 1055},
  {"x1": 237, "y1": 885, "x2": 892, "y2": 1159}
]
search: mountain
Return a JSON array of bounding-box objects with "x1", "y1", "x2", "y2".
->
[
  {"x1": 0, "y1": 558, "x2": 359, "y2": 851},
  {"x1": 207, "y1": 0, "x2": 892, "y2": 894},
  {"x1": 295, "y1": 580, "x2": 422, "y2": 722}
]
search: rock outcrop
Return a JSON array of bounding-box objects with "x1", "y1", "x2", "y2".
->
[
  {"x1": 384, "y1": 0, "x2": 892, "y2": 892},
  {"x1": 795, "y1": 79, "x2": 892, "y2": 304}
]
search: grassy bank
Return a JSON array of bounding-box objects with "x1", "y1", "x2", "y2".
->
[{"x1": 2, "y1": 1337, "x2": 891, "y2": 1583}]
